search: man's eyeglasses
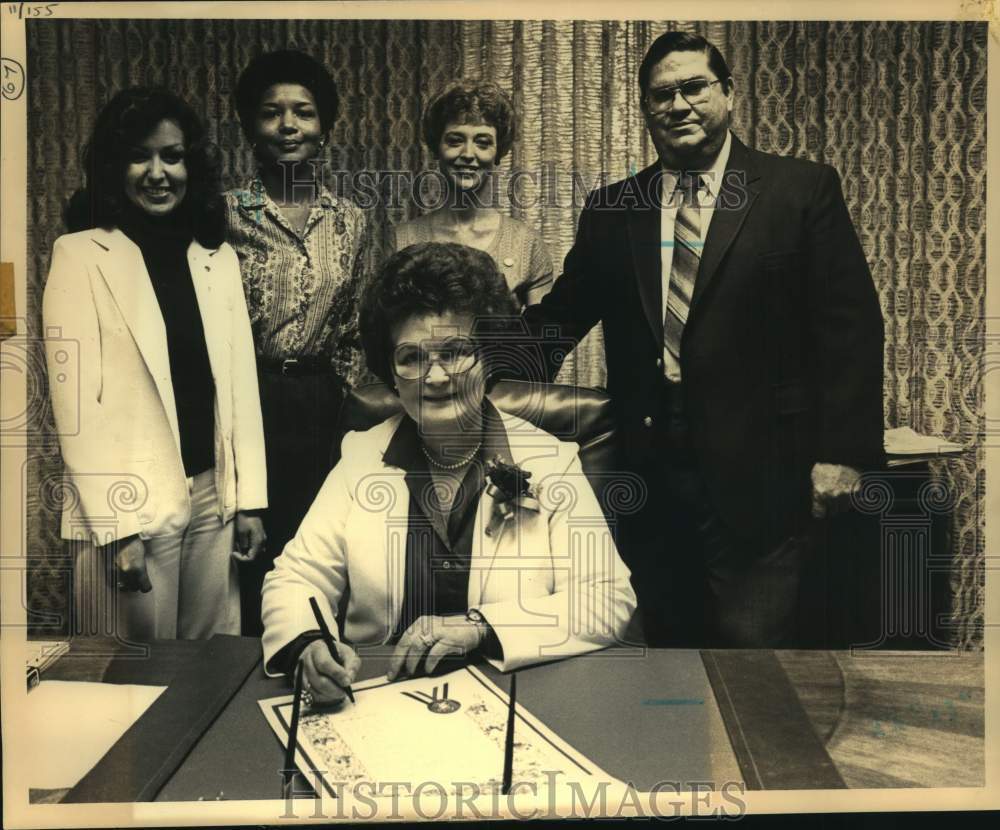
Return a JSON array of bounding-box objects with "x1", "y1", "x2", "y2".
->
[
  {"x1": 392, "y1": 337, "x2": 480, "y2": 380},
  {"x1": 645, "y1": 77, "x2": 726, "y2": 113}
]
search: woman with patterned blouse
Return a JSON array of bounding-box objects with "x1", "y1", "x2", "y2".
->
[
  {"x1": 225, "y1": 50, "x2": 369, "y2": 636},
  {"x1": 393, "y1": 79, "x2": 553, "y2": 311}
]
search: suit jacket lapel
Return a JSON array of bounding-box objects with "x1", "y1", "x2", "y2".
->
[
  {"x1": 381, "y1": 475, "x2": 410, "y2": 636},
  {"x1": 468, "y1": 484, "x2": 504, "y2": 608},
  {"x1": 469, "y1": 403, "x2": 516, "y2": 607},
  {"x1": 188, "y1": 244, "x2": 228, "y2": 417},
  {"x1": 368, "y1": 420, "x2": 412, "y2": 636},
  {"x1": 91, "y1": 229, "x2": 181, "y2": 451},
  {"x1": 689, "y1": 135, "x2": 761, "y2": 321},
  {"x1": 625, "y1": 164, "x2": 666, "y2": 348},
  {"x1": 370, "y1": 473, "x2": 409, "y2": 639}
]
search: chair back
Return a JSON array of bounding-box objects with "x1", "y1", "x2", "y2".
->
[{"x1": 334, "y1": 380, "x2": 628, "y2": 515}]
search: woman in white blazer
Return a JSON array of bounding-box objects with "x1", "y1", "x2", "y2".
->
[
  {"x1": 261, "y1": 242, "x2": 636, "y2": 703},
  {"x1": 44, "y1": 88, "x2": 267, "y2": 640}
]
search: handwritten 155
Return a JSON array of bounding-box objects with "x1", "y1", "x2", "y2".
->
[{"x1": 6, "y1": 2, "x2": 59, "y2": 18}]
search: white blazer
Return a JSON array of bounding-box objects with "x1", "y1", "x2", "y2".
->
[
  {"x1": 42, "y1": 227, "x2": 267, "y2": 543},
  {"x1": 261, "y1": 411, "x2": 637, "y2": 673}
]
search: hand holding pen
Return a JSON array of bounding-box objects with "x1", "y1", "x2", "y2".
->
[{"x1": 298, "y1": 596, "x2": 360, "y2": 706}]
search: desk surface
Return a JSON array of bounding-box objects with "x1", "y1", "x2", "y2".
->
[{"x1": 42, "y1": 638, "x2": 984, "y2": 802}]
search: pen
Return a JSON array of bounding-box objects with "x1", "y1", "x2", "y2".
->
[
  {"x1": 501, "y1": 672, "x2": 516, "y2": 795},
  {"x1": 283, "y1": 661, "x2": 304, "y2": 799},
  {"x1": 308, "y1": 596, "x2": 356, "y2": 704}
]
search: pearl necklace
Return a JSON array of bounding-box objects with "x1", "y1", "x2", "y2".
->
[{"x1": 422, "y1": 441, "x2": 482, "y2": 471}]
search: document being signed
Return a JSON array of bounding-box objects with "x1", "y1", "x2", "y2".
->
[{"x1": 259, "y1": 666, "x2": 611, "y2": 797}]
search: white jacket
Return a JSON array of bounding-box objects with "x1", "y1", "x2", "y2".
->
[
  {"x1": 42, "y1": 227, "x2": 267, "y2": 543},
  {"x1": 261, "y1": 411, "x2": 637, "y2": 673}
]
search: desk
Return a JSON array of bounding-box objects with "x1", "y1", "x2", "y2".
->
[
  {"x1": 801, "y1": 463, "x2": 956, "y2": 650},
  {"x1": 39, "y1": 637, "x2": 983, "y2": 802}
]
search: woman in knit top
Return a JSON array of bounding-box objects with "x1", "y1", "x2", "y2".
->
[{"x1": 393, "y1": 79, "x2": 553, "y2": 311}]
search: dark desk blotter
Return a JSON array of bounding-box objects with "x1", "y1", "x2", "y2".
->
[
  {"x1": 63, "y1": 634, "x2": 261, "y2": 803},
  {"x1": 701, "y1": 650, "x2": 845, "y2": 790},
  {"x1": 158, "y1": 649, "x2": 744, "y2": 800}
]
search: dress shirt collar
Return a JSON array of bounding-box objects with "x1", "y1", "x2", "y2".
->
[
  {"x1": 234, "y1": 173, "x2": 338, "y2": 213},
  {"x1": 382, "y1": 397, "x2": 514, "y2": 474},
  {"x1": 660, "y1": 130, "x2": 733, "y2": 201},
  {"x1": 383, "y1": 397, "x2": 513, "y2": 552}
]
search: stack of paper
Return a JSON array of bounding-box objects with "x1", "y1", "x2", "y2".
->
[
  {"x1": 884, "y1": 426, "x2": 966, "y2": 468},
  {"x1": 26, "y1": 640, "x2": 70, "y2": 690},
  {"x1": 26, "y1": 681, "x2": 166, "y2": 790}
]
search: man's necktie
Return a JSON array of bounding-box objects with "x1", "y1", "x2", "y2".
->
[{"x1": 663, "y1": 173, "x2": 702, "y2": 370}]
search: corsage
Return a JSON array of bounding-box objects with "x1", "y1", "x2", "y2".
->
[{"x1": 484, "y1": 455, "x2": 540, "y2": 537}]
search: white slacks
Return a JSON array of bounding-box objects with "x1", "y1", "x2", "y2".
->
[{"x1": 73, "y1": 468, "x2": 240, "y2": 640}]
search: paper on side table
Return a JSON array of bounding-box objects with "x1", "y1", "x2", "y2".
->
[
  {"x1": 884, "y1": 426, "x2": 964, "y2": 456},
  {"x1": 26, "y1": 680, "x2": 166, "y2": 790}
]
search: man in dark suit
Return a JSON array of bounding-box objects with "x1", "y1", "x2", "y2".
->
[{"x1": 522, "y1": 31, "x2": 885, "y2": 647}]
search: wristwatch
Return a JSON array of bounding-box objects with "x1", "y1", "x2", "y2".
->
[{"x1": 465, "y1": 608, "x2": 490, "y2": 647}]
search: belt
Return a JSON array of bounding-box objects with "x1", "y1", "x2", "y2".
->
[{"x1": 257, "y1": 356, "x2": 334, "y2": 376}]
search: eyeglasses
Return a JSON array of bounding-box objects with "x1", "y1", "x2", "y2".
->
[
  {"x1": 645, "y1": 78, "x2": 726, "y2": 113},
  {"x1": 392, "y1": 337, "x2": 480, "y2": 380}
]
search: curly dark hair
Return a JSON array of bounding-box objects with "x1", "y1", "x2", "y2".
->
[
  {"x1": 422, "y1": 79, "x2": 516, "y2": 162},
  {"x1": 235, "y1": 49, "x2": 339, "y2": 140},
  {"x1": 360, "y1": 242, "x2": 517, "y2": 390},
  {"x1": 64, "y1": 87, "x2": 225, "y2": 248}
]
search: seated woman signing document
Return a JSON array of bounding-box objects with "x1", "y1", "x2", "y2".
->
[{"x1": 261, "y1": 242, "x2": 636, "y2": 702}]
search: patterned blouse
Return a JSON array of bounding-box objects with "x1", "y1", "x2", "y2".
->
[
  {"x1": 223, "y1": 176, "x2": 369, "y2": 385},
  {"x1": 392, "y1": 213, "x2": 553, "y2": 310}
]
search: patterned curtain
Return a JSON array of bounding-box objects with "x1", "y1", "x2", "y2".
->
[{"x1": 24, "y1": 19, "x2": 986, "y2": 647}]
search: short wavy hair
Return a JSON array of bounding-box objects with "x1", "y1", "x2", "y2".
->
[
  {"x1": 638, "y1": 31, "x2": 732, "y2": 97},
  {"x1": 64, "y1": 86, "x2": 225, "y2": 248},
  {"x1": 422, "y1": 79, "x2": 516, "y2": 162},
  {"x1": 235, "y1": 49, "x2": 339, "y2": 139},
  {"x1": 360, "y1": 242, "x2": 517, "y2": 390}
]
